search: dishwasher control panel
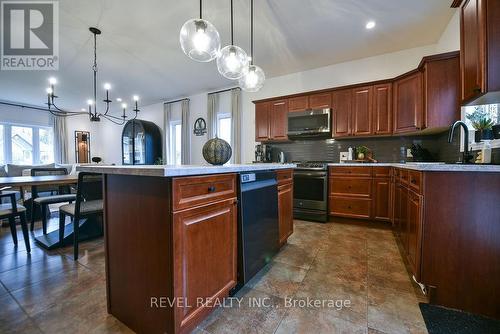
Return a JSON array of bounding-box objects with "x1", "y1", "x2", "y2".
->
[{"x1": 240, "y1": 173, "x2": 256, "y2": 183}]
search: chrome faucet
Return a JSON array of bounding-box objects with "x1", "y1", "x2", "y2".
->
[{"x1": 448, "y1": 121, "x2": 474, "y2": 164}]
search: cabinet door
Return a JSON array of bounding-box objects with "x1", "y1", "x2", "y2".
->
[
  {"x1": 373, "y1": 178, "x2": 391, "y2": 221},
  {"x1": 373, "y1": 83, "x2": 392, "y2": 135},
  {"x1": 331, "y1": 89, "x2": 352, "y2": 137},
  {"x1": 288, "y1": 96, "x2": 309, "y2": 112},
  {"x1": 352, "y1": 86, "x2": 373, "y2": 136},
  {"x1": 309, "y1": 92, "x2": 332, "y2": 109},
  {"x1": 460, "y1": 0, "x2": 485, "y2": 102},
  {"x1": 399, "y1": 185, "x2": 409, "y2": 252},
  {"x1": 255, "y1": 102, "x2": 270, "y2": 141},
  {"x1": 270, "y1": 100, "x2": 288, "y2": 141},
  {"x1": 393, "y1": 72, "x2": 423, "y2": 133},
  {"x1": 173, "y1": 199, "x2": 237, "y2": 333},
  {"x1": 407, "y1": 190, "x2": 423, "y2": 279},
  {"x1": 278, "y1": 182, "x2": 293, "y2": 246},
  {"x1": 394, "y1": 182, "x2": 402, "y2": 234}
]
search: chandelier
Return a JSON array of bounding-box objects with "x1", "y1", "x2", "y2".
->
[{"x1": 45, "y1": 27, "x2": 140, "y2": 125}]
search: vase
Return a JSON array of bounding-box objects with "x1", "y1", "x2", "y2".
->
[
  {"x1": 475, "y1": 129, "x2": 494, "y2": 142},
  {"x1": 202, "y1": 138, "x2": 232, "y2": 165},
  {"x1": 492, "y1": 125, "x2": 500, "y2": 139}
]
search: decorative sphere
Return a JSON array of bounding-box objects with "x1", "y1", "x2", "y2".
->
[
  {"x1": 179, "y1": 19, "x2": 221, "y2": 62},
  {"x1": 239, "y1": 64, "x2": 265, "y2": 92},
  {"x1": 203, "y1": 138, "x2": 232, "y2": 165},
  {"x1": 216, "y1": 45, "x2": 248, "y2": 79}
]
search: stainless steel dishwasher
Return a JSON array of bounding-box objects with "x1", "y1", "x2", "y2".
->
[{"x1": 231, "y1": 170, "x2": 279, "y2": 294}]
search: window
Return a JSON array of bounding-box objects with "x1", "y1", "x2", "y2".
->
[
  {"x1": 217, "y1": 113, "x2": 232, "y2": 162},
  {"x1": 0, "y1": 125, "x2": 4, "y2": 165},
  {"x1": 170, "y1": 121, "x2": 182, "y2": 165},
  {"x1": 0, "y1": 123, "x2": 54, "y2": 165},
  {"x1": 463, "y1": 104, "x2": 500, "y2": 150}
]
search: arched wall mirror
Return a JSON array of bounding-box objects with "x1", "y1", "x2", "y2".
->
[{"x1": 75, "y1": 131, "x2": 91, "y2": 163}]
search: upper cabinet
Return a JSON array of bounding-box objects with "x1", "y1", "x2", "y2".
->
[
  {"x1": 254, "y1": 100, "x2": 288, "y2": 142},
  {"x1": 288, "y1": 92, "x2": 332, "y2": 112},
  {"x1": 460, "y1": 0, "x2": 500, "y2": 105},
  {"x1": 373, "y1": 83, "x2": 393, "y2": 135},
  {"x1": 352, "y1": 86, "x2": 374, "y2": 136},
  {"x1": 332, "y1": 89, "x2": 352, "y2": 138},
  {"x1": 393, "y1": 71, "x2": 423, "y2": 134}
]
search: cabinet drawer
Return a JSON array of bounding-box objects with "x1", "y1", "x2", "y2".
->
[
  {"x1": 329, "y1": 196, "x2": 372, "y2": 219},
  {"x1": 276, "y1": 169, "x2": 293, "y2": 185},
  {"x1": 329, "y1": 166, "x2": 372, "y2": 177},
  {"x1": 408, "y1": 170, "x2": 422, "y2": 193},
  {"x1": 373, "y1": 167, "x2": 391, "y2": 177},
  {"x1": 329, "y1": 178, "x2": 371, "y2": 197},
  {"x1": 399, "y1": 169, "x2": 409, "y2": 184},
  {"x1": 172, "y1": 174, "x2": 237, "y2": 211}
]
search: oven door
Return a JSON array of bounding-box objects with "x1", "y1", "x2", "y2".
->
[{"x1": 293, "y1": 170, "x2": 327, "y2": 211}]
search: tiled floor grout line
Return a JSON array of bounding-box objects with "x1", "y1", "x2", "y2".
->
[{"x1": 5, "y1": 281, "x2": 46, "y2": 334}]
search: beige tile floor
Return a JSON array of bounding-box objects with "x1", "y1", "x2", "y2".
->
[{"x1": 0, "y1": 215, "x2": 428, "y2": 334}]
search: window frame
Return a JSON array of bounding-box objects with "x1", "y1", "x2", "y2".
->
[
  {"x1": 0, "y1": 122, "x2": 54, "y2": 165},
  {"x1": 216, "y1": 112, "x2": 232, "y2": 163},
  {"x1": 169, "y1": 120, "x2": 182, "y2": 165}
]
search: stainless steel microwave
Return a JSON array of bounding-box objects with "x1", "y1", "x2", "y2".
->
[{"x1": 287, "y1": 108, "x2": 331, "y2": 138}]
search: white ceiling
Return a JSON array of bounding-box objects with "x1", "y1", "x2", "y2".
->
[{"x1": 0, "y1": 0, "x2": 455, "y2": 111}]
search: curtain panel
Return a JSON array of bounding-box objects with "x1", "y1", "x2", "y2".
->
[
  {"x1": 181, "y1": 100, "x2": 190, "y2": 164},
  {"x1": 51, "y1": 115, "x2": 68, "y2": 164},
  {"x1": 207, "y1": 93, "x2": 218, "y2": 139},
  {"x1": 163, "y1": 103, "x2": 172, "y2": 164},
  {"x1": 231, "y1": 88, "x2": 242, "y2": 163}
]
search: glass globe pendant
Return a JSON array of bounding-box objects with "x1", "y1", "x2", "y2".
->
[
  {"x1": 239, "y1": 64, "x2": 265, "y2": 92},
  {"x1": 180, "y1": 19, "x2": 220, "y2": 62},
  {"x1": 179, "y1": 0, "x2": 220, "y2": 62},
  {"x1": 217, "y1": 45, "x2": 248, "y2": 79}
]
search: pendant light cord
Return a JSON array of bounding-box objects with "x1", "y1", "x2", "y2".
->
[
  {"x1": 250, "y1": 0, "x2": 254, "y2": 64},
  {"x1": 230, "y1": 0, "x2": 234, "y2": 45},
  {"x1": 92, "y1": 31, "x2": 97, "y2": 117},
  {"x1": 199, "y1": 0, "x2": 202, "y2": 19}
]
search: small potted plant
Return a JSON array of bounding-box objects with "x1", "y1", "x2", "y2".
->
[
  {"x1": 471, "y1": 118, "x2": 494, "y2": 142},
  {"x1": 356, "y1": 146, "x2": 369, "y2": 160}
]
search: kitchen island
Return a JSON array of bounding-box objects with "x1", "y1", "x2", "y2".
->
[{"x1": 76, "y1": 163, "x2": 295, "y2": 334}]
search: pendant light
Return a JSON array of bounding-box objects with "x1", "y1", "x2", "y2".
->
[
  {"x1": 239, "y1": 0, "x2": 265, "y2": 92},
  {"x1": 180, "y1": 0, "x2": 221, "y2": 62},
  {"x1": 217, "y1": 0, "x2": 248, "y2": 80}
]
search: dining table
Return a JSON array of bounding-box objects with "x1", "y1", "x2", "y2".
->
[{"x1": 0, "y1": 174, "x2": 102, "y2": 250}]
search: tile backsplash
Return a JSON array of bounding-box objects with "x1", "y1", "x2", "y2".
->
[{"x1": 268, "y1": 131, "x2": 498, "y2": 163}]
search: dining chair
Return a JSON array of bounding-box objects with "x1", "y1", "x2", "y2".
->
[
  {"x1": 0, "y1": 191, "x2": 30, "y2": 252},
  {"x1": 59, "y1": 172, "x2": 103, "y2": 260},
  {"x1": 30, "y1": 168, "x2": 76, "y2": 234}
]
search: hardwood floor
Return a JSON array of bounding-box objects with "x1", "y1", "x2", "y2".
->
[{"x1": 0, "y1": 215, "x2": 427, "y2": 333}]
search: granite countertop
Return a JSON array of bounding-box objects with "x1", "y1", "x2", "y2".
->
[
  {"x1": 76, "y1": 163, "x2": 297, "y2": 177},
  {"x1": 328, "y1": 162, "x2": 500, "y2": 172}
]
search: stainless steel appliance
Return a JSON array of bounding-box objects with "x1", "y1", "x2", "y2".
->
[
  {"x1": 293, "y1": 162, "x2": 328, "y2": 222},
  {"x1": 287, "y1": 108, "x2": 331, "y2": 138},
  {"x1": 231, "y1": 171, "x2": 279, "y2": 294},
  {"x1": 254, "y1": 144, "x2": 273, "y2": 163}
]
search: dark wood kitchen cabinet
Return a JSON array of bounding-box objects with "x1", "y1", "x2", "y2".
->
[
  {"x1": 277, "y1": 169, "x2": 294, "y2": 246},
  {"x1": 309, "y1": 92, "x2": 332, "y2": 109},
  {"x1": 254, "y1": 100, "x2": 288, "y2": 142},
  {"x1": 373, "y1": 177, "x2": 392, "y2": 222},
  {"x1": 331, "y1": 89, "x2": 352, "y2": 138},
  {"x1": 407, "y1": 189, "x2": 423, "y2": 279},
  {"x1": 393, "y1": 71, "x2": 423, "y2": 134},
  {"x1": 288, "y1": 96, "x2": 309, "y2": 112},
  {"x1": 352, "y1": 86, "x2": 373, "y2": 136},
  {"x1": 373, "y1": 83, "x2": 393, "y2": 135},
  {"x1": 460, "y1": 0, "x2": 500, "y2": 104},
  {"x1": 255, "y1": 102, "x2": 270, "y2": 141}
]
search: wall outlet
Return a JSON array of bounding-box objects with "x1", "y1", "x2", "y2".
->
[
  {"x1": 340, "y1": 152, "x2": 348, "y2": 162},
  {"x1": 407, "y1": 149, "x2": 413, "y2": 158}
]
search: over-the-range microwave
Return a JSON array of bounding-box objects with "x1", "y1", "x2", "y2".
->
[{"x1": 287, "y1": 108, "x2": 331, "y2": 138}]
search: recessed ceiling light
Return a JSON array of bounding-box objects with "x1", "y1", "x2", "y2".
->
[{"x1": 366, "y1": 21, "x2": 376, "y2": 29}]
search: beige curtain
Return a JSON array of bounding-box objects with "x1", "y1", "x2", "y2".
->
[
  {"x1": 51, "y1": 115, "x2": 68, "y2": 164},
  {"x1": 207, "y1": 93, "x2": 218, "y2": 139},
  {"x1": 163, "y1": 103, "x2": 172, "y2": 164},
  {"x1": 181, "y1": 99, "x2": 190, "y2": 164},
  {"x1": 231, "y1": 88, "x2": 241, "y2": 163}
]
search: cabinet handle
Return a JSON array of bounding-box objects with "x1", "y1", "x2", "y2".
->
[
  {"x1": 473, "y1": 86, "x2": 482, "y2": 93},
  {"x1": 274, "y1": 102, "x2": 286, "y2": 106},
  {"x1": 348, "y1": 205, "x2": 352, "y2": 209},
  {"x1": 411, "y1": 179, "x2": 417, "y2": 184},
  {"x1": 208, "y1": 186, "x2": 216, "y2": 193}
]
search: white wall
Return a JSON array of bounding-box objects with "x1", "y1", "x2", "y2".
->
[{"x1": 64, "y1": 11, "x2": 462, "y2": 165}]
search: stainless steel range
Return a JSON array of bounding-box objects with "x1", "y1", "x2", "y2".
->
[{"x1": 293, "y1": 161, "x2": 329, "y2": 222}]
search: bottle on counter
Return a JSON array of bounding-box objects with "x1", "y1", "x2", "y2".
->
[{"x1": 348, "y1": 147, "x2": 353, "y2": 161}]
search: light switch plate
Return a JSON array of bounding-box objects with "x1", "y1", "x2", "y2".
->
[
  {"x1": 340, "y1": 152, "x2": 348, "y2": 162},
  {"x1": 407, "y1": 149, "x2": 413, "y2": 158}
]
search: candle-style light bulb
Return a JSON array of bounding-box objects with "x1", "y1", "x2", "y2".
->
[
  {"x1": 104, "y1": 83, "x2": 111, "y2": 90},
  {"x1": 46, "y1": 87, "x2": 53, "y2": 95},
  {"x1": 48, "y1": 77, "x2": 57, "y2": 85}
]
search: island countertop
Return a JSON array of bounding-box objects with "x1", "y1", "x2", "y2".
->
[
  {"x1": 76, "y1": 163, "x2": 296, "y2": 177},
  {"x1": 328, "y1": 162, "x2": 500, "y2": 172}
]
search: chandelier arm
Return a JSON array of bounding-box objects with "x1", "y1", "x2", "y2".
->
[
  {"x1": 101, "y1": 114, "x2": 126, "y2": 125},
  {"x1": 104, "y1": 102, "x2": 110, "y2": 115},
  {"x1": 100, "y1": 113, "x2": 125, "y2": 121},
  {"x1": 92, "y1": 31, "x2": 98, "y2": 118},
  {"x1": 230, "y1": 0, "x2": 234, "y2": 45}
]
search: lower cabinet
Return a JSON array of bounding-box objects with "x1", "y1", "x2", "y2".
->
[
  {"x1": 277, "y1": 169, "x2": 294, "y2": 246},
  {"x1": 373, "y1": 177, "x2": 392, "y2": 221},
  {"x1": 173, "y1": 198, "x2": 237, "y2": 333},
  {"x1": 407, "y1": 189, "x2": 423, "y2": 279}
]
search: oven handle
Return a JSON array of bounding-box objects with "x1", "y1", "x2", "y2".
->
[{"x1": 294, "y1": 172, "x2": 327, "y2": 178}]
